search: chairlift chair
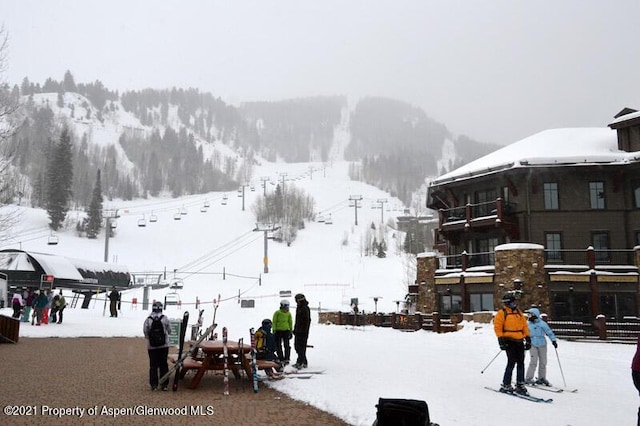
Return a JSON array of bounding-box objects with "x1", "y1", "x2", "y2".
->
[
  {"x1": 180, "y1": 207, "x2": 188, "y2": 215},
  {"x1": 170, "y1": 278, "x2": 184, "y2": 290},
  {"x1": 204, "y1": 201, "x2": 211, "y2": 208},
  {"x1": 200, "y1": 205, "x2": 208, "y2": 213},
  {"x1": 173, "y1": 212, "x2": 181, "y2": 220},
  {"x1": 138, "y1": 215, "x2": 147, "y2": 227},
  {"x1": 47, "y1": 233, "x2": 59, "y2": 245},
  {"x1": 164, "y1": 292, "x2": 180, "y2": 306},
  {"x1": 325, "y1": 215, "x2": 333, "y2": 225},
  {"x1": 149, "y1": 213, "x2": 158, "y2": 223},
  {"x1": 110, "y1": 220, "x2": 118, "y2": 229}
]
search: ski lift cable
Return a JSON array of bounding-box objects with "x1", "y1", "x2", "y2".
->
[
  {"x1": 177, "y1": 230, "x2": 255, "y2": 269},
  {"x1": 180, "y1": 233, "x2": 262, "y2": 274},
  {"x1": 177, "y1": 230, "x2": 256, "y2": 271},
  {"x1": 181, "y1": 234, "x2": 263, "y2": 279}
]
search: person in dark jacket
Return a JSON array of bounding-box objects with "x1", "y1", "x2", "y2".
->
[
  {"x1": 255, "y1": 319, "x2": 282, "y2": 378},
  {"x1": 33, "y1": 290, "x2": 48, "y2": 326},
  {"x1": 143, "y1": 301, "x2": 171, "y2": 391},
  {"x1": 108, "y1": 287, "x2": 120, "y2": 317},
  {"x1": 292, "y1": 293, "x2": 311, "y2": 369}
]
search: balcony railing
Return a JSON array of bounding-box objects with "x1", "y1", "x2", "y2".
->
[
  {"x1": 438, "y1": 198, "x2": 516, "y2": 230},
  {"x1": 436, "y1": 248, "x2": 637, "y2": 271}
]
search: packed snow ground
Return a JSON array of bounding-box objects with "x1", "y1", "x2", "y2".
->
[{"x1": 1, "y1": 161, "x2": 637, "y2": 425}]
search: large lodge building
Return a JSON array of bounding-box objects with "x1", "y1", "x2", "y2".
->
[{"x1": 416, "y1": 108, "x2": 640, "y2": 322}]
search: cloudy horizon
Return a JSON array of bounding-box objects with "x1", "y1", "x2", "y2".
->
[{"x1": 2, "y1": 0, "x2": 639, "y2": 146}]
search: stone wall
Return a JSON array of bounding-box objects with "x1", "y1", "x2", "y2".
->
[
  {"x1": 494, "y1": 243, "x2": 548, "y2": 313},
  {"x1": 416, "y1": 253, "x2": 438, "y2": 313}
]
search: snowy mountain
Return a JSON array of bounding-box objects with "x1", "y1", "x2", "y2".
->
[{"x1": 8, "y1": 82, "x2": 499, "y2": 211}]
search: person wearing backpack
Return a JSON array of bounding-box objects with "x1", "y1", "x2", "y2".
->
[
  {"x1": 494, "y1": 291, "x2": 531, "y2": 396},
  {"x1": 255, "y1": 318, "x2": 282, "y2": 378},
  {"x1": 143, "y1": 301, "x2": 171, "y2": 391}
]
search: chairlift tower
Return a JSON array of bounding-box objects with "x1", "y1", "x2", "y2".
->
[
  {"x1": 349, "y1": 195, "x2": 362, "y2": 226},
  {"x1": 103, "y1": 209, "x2": 119, "y2": 262},
  {"x1": 260, "y1": 176, "x2": 270, "y2": 196},
  {"x1": 253, "y1": 223, "x2": 281, "y2": 273},
  {"x1": 375, "y1": 198, "x2": 388, "y2": 224}
]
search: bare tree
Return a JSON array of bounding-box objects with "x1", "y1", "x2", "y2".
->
[{"x1": 0, "y1": 26, "x2": 24, "y2": 242}]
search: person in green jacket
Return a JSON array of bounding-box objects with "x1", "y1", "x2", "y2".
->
[
  {"x1": 272, "y1": 300, "x2": 293, "y2": 365},
  {"x1": 56, "y1": 291, "x2": 67, "y2": 324}
]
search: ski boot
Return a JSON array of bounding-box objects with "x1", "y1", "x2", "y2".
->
[
  {"x1": 535, "y1": 378, "x2": 551, "y2": 386},
  {"x1": 499, "y1": 383, "x2": 514, "y2": 393},
  {"x1": 515, "y1": 383, "x2": 529, "y2": 395}
]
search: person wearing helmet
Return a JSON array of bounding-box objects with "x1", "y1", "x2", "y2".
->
[
  {"x1": 494, "y1": 291, "x2": 531, "y2": 395},
  {"x1": 255, "y1": 318, "x2": 282, "y2": 378},
  {"x1": 292, "y1": 293, "x2": 311, "y2": 369},
  {"x1": 272, "y1": 299, "x2": 293, "y2": 365},
  {"x1": 143, "y1": 301, "x2": 171, "y2": 391},
  {"x1": 525, "y1": 307, "x2": 557, "y2": 386}
]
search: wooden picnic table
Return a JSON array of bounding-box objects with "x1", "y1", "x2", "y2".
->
[{"x1": 185, "y1": 339, "x2": 252, "y2": 389}]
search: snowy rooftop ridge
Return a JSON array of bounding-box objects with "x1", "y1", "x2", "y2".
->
[{"x1": 430, "y1": 127, "x2": 634, "y2": 186}]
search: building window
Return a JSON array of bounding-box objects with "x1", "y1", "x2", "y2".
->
[
  {"x1": 470, "y1": 293, "x2": 494, "y2": 312},
  {"x1": 636, "y1": 231, "x2": 640, "y2": 246},
  {"x1": 440, "y1": 294, "x2": 462, "y2": 315},
  {"x1": 543, "y1": 183, "x2": 559, "y2": 210},
  {"x1": 589, "y1": 181, "x2": 605, "y2": 209},
  {"x1": 474, "y1": 237, "x2": 498, "y2": 266},
  {"x1": 634, "y1": 186, "x2": 640, "y2": 208},
  {"x1": 474, "y1": 189, "x2": 497, "y2": 217},
  {"x1": 545, "y1": 232, "x2": 563, "y2": 262},
  {"x1": 592, "y1": 232, "x2": 610, "y2": 263}
]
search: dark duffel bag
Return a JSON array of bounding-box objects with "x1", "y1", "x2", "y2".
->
[{"x1": 373, "y1": 398, "x2": 437, "y2": 426}]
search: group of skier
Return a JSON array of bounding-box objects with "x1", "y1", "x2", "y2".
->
[
  {"x1": 142, "y1": 292, "x2": 312, "y2": 390},
  {"x1": 494, "y1": 290, "x2": 558, "y2": 397},
  {"x1": 11, "y1": 288, "x2": 66, "y2": 325}
]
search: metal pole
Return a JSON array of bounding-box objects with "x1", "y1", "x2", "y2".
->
[
  {"x1": 103, "y1": 218, "x2": 110, "y2": 262},
  {"x1": 480, "y1": 349, "x2": 503, "y2": 374},
  {"x1": 263, "y1": 230, "x2": 269, "y2": 273},
  {"x1": 554, "y1": 346, "x2": 567, "y2": 388}
]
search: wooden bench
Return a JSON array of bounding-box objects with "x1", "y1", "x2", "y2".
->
[
  {"x1": 168, "y1": 354, "x2": 203, "y2": 378},
  {"x1": 245, "y1": 353, "x2": 281, "y2": 370}
]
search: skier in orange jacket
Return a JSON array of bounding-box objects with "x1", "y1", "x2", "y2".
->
[{"x1": 494, "y1": 292, "x2": 531, "y2": 395}]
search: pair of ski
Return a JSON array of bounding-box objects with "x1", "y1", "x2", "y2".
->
[
  {"x1": 484, "y1": 386, "x2": 553, "y2": 403},
  {"x1": 159, "y1": 296, "x2": 220, "y2": 391},
  {"x1": 267, "y1": 369, "x2": 325, "y2": 380},
  {"x1": 525, "y1": 383, "x2": 578, "y2": 393}
]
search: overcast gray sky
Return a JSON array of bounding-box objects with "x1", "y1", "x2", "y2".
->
[{"x1": 2, "y1": 0, "x2": 639, "y2": 145}]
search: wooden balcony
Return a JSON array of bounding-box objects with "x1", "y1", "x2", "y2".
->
[{"x1": 438, "y1": 198, "x2": 518, "y2": 238}]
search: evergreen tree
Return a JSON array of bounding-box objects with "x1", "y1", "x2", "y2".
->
[
  {"x1": 63, "y1": 70, "x2": 77, "y2": 92},
  {"x1": 86, "y1": 169, "x2": 103, "y2": 238},
  {"x1": 46, "y1": 127, "x2": 74, "y2": 230}
]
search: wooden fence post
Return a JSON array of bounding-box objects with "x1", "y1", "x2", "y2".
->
[{"x1": 595, "y1": 314, "x2": 607, "y2": 340}]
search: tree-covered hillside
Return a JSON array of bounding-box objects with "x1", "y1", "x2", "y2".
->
[{"x1": 3, "y1": 70, "x2": 500, "y2": 218}]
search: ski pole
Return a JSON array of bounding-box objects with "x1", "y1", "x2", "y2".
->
[
  {"x1": 554, "y1": 346, "x2": 567, "y2": 388},
  {"x1": 480, "y1": 349, "x2": 502, "y2": 374}
]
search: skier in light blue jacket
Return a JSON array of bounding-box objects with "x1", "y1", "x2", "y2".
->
[{"x1": 525, "y1": 307, "x2": 558, "y2": 386}]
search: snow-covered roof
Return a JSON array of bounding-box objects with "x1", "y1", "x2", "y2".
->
[{"x1": 430, "y1": 128, "x2": 640, "y2": 186}]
